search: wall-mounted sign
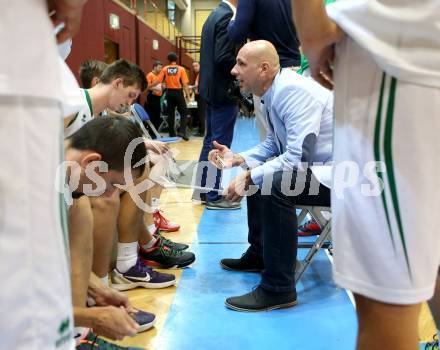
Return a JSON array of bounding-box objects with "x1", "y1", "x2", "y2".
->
[
  {"x1": 109, "y1": 13, "x2": 120, "y2": 29},
  {"x1": 152, "y1": 39, "x2": 159, "y2": 50}
]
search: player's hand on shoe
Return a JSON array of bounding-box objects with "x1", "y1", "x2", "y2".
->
[
  {"x1": 91, "y1": 306, "x2": 139, "y2": 340},
  {"x1": 94, "y1": 286, "x2": 132, "y2": 310}
]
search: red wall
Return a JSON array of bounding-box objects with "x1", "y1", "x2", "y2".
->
[
  {"x1": 66, "y1": 0, "x2": 105, "y2": 81},
  {"x1": 104, "y1": 0, "x2": 136, "y2": 62},
  {"x1": 137, "y1": 18, "x2": 175, "y2": 73},
  {"x1": 66, "y1": 0, "x2": 192, "y2": 85}
]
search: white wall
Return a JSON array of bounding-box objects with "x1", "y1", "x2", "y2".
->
[
  {"x1": 134, "y1": 0, "x2": 218, "y2": 36},
  {"x1": 180, "y1": 0, "x2": 218, "y2": 36},
  {"x1": 180, "y1": 0, "x2": 193, "y2": 35},
  {"x1": 192, "y1": 0, "x2": 218, "y2": 10}
]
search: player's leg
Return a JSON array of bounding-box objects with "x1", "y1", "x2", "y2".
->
[
  {"x1": 69, "y1": 196, "x2": 93, "y2": 307},
  {"x1": 147, "y1": 153, "x2": 180, "y2": 232},
  {"x1": 332, "y1": 36, "x2": 440, "y2": 350},
  {"x1": 111, "y1": 166, "x2": 177, "y2": 289},
  {"x1": 89, "y1": 192, "x2": 120, "y2": 282},
  {"x1": 355, "y1": 294, "x2": 421, "y2": 350},
  {"x1": 427, "y1": 273, "x2": 440, "y2": 343}
]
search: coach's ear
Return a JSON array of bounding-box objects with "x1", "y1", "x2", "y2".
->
[
  {"x1": 260, "y1": 61, "x2": 270, "y2": 75},
  {"x1": 79, "y1": 152, "x2": 103, "y2": 168}
]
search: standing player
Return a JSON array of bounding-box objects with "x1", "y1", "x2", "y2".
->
[
  {"x1": 0, "y1": 1, "x2": 85, "y2": 349},
  {"x1": 292, "y1": 0, "x2": 440, "y2": 349}
]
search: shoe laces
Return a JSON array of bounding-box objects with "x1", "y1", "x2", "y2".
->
[
  {"x1": 79, "y1": 333, "x2": 99, "y2": 348},
  {"x1": 155, "y1": 231, "x2": 177, "y2": 248},
  {"x1": 81, "y1": 332, "x2": 136, "y2": 349},
  {"x1": 300, "y1": 219, "x2": 314, "y2": 228},
  {"x1": 154, "y1": 210, "x2": 170, "y2": 226},
  {"x1": 158, "y1": 239, "x2": 182, "y2": 257},
  {"x1": 425, "y1": 334, "x2": 439, "y2": 350},
  {"x1": 133, "y1": 257, "x2": 155, "y2": 276},
  {"x1": 80, "y1": 333, "x2": 126, "y2": 350},
  {"x1": 134, "y1": 258, "x2": 168, "y2": 281}
]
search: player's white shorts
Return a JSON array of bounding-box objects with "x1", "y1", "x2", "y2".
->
[
  {"x1": 331, "y1": 37, "x2": 440, "y2": 305},
  {"x1": 0, "y1": 97, "x2": 74, "y2": 349}
]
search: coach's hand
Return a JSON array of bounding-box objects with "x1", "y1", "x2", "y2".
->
[
  {"x1": 223, "y1": 170, "x2": 253, "y2": 202},
  {"x1": 208, "y1": 141, "x2": 245, "y2": 169}
]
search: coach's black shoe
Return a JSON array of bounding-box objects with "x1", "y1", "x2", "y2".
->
[
  {"x1": 225, "y1": 286, "x2": 297, "y2": 312},
  {"x1": 220, "y1": 250, "x2": 264, "y2": 272}
]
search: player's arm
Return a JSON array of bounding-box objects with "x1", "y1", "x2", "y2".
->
[
  {"x1": 291, "y1": 0, "x2": 343, "y2": 89},
  {"x1": 146, "y1": 74, "x2": 154, "y2": 91},
  {"x1": 150, "y1": 69, "x2": 165, "y2": 88},
  {"x1": 64, "y1": 112, "x2": 77, "y2": 129}
]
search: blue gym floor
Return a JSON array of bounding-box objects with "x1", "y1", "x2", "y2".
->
[{"x1": 155, "y1": 117, "x2": 358, "y2": 350}]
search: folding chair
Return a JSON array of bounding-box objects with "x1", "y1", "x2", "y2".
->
[
  {"x1": 158, "y1": 96, "x2": 197, "y2": 134},
  {"x1": 295, "y1": 205, "x2": 332, "y2": 284},
  {"x1": 158, "y1": 93, "x2": 169, "y2": 133},
  {"x1": 131, "y1": 103, "x2": 181, "y2": 143},
  {"x1": 130, "y1": 103, "x2": 183, "y2": 181}
]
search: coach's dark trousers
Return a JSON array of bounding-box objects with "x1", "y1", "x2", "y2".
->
[{"x1": 247, "y1": 169, "x2": 330, "y2": 292}]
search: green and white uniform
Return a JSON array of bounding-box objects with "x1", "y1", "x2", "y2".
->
[
  {"x1": 328, "y1": 0, "x2": 440, "y2": 304},
  {"x1": 0, "y1": 1, "x2": 75, "y2": 348},
  {"x1": 64, "y1": 89, "x2": 94, "y2": 138}
]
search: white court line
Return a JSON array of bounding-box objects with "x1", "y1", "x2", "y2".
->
[
  {"x1": 160, "y1": 176, "x2": 225, "y2": 193},
  {"x1": 324, "y1": 249, "x2": 356, "y2": 308}
]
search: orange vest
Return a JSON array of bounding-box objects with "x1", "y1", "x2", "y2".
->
[
  {"x1": 147, "y1": 71, "x2": 163, "y2": 96},
  {"x1": 156, "y1": 64, "x2": 189, "y2": 89}
]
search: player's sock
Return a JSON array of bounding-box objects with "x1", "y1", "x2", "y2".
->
[
  {"x1": 100, "y1": 274, "x2": 109, "y2": 286},
  {"x1": 116, "y1": 242, "x2": 138, "y2": 273}
]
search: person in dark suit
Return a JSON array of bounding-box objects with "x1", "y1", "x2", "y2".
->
[
  {"x1": 192, "y1": 0, "x2": 241, "y2": 210},
  {"x1": 228, "y1": 0, "x2": 301, "y2": 141}
]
